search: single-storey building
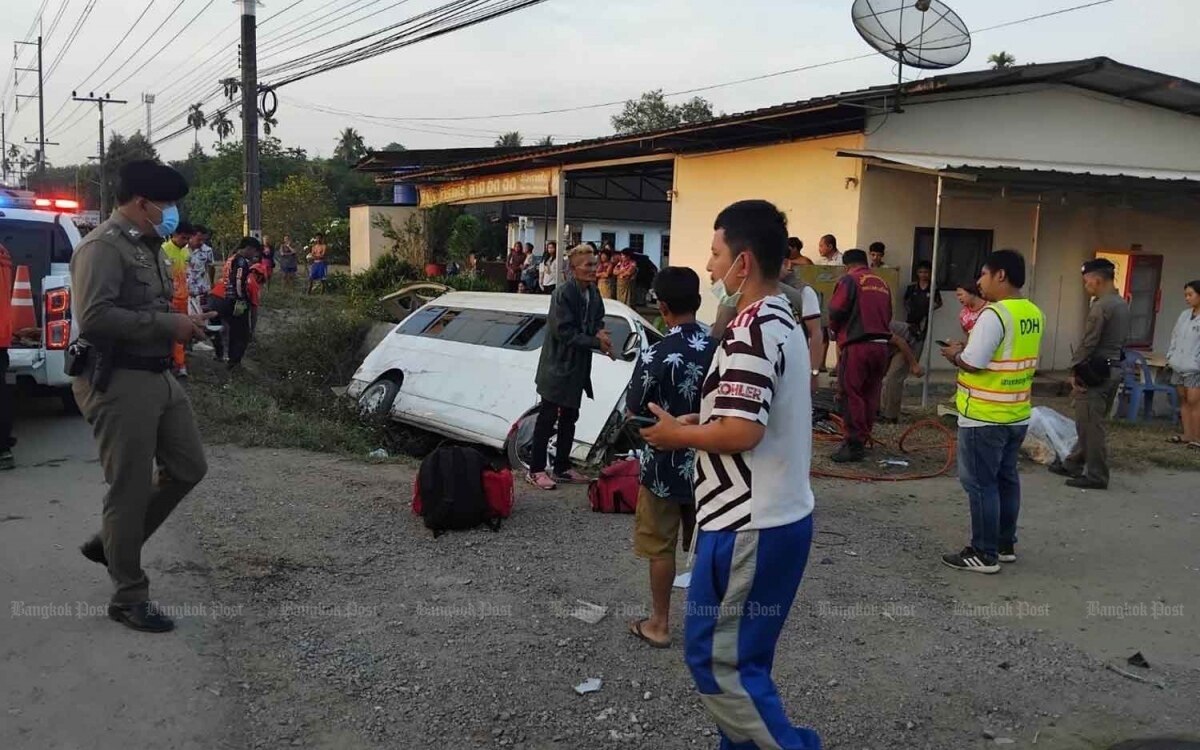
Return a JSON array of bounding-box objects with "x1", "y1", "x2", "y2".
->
[{"x1": 383, "y1": 58, "x2": 1200, "y2": 371}]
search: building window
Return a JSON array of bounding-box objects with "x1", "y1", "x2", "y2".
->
[
  {"x1": 600, "y1": 231, "x2": 617, "y2": 250},
  {"x1": 661, "y1": 235, "x2": 671, "y2": 265},
  {"x1": 913, "y1": 228, "x2": 994, "y2": 292},
  {"x1": 628, "y1": 233, "x2": 645, "y2": 253}
]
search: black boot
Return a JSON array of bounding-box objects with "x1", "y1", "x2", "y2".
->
[
  {"x1": 831, "y1": 440, "x2": 866, "y2": 463},
  {"x1": 80, "y1": 536, "x2": 107, "y2": 567},
  {"x1": 108, "y1": 602, "x2": 175, "y2": 633}
]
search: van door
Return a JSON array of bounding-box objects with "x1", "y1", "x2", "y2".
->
[
  {"x1": 389, "y1": 307, "x2": 547, "y2": 447},
  {"x1": 571, "y1": 314, "x2": 644, "y2": 460}
]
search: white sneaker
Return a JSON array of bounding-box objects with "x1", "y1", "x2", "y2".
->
[{"x1": 194, "y1": 342, "x2": 214, "y2": 352}]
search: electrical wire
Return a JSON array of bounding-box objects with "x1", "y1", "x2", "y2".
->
[
  {"x1": 85, "y1": 0, "x2": 192, "y2": 96},
  {"x1": 44, "y1": 0, "x2": 102, "y2": 81},
  {"x1": 811, "y1": 414, "x2": 956, "y2": 482},
  {"x1": 43, "y1": 0, "x2": 74, "y2": 45}
]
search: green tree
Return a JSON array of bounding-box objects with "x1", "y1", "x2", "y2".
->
[
  {"x1": 447, "y1": 214, "x2": 481, "y2": 264},
  {"x1": 334, "y1": 127, "x2": 368, "y2": 163},
  {"x1": 610, "y1": 89, "x2": 715, "y2": 134},
  {"x1": 210, "y1": 110, "x2": 235, "y2": 141},
  {"x1": 187, "y1": 103, "x2": 207, "y2": 146},
  {"x1": 382, "y1": 141, "x2": 406, "y2": 151},
  {"x1": 495, "y1": 131, "x2": 523, "y2": 147},
  {"x1": 261, "y1": 174, "x2": 338, "y2": 255},
  {"x1": 535, "y1": 136, "x2": 554, "y2": 147},
  {"x1": 988, "y1": 51, "x2": 1016, "y2": 69}
]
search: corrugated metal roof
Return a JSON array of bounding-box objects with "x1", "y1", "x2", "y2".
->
[
  {"x1": 837, "y1": 149, "x2": 1200, "y2": 183},
  {"x1": 394, "y1": 57, "x2": 1200, "y2": 183}
]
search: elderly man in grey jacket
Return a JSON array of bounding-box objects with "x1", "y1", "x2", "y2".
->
[{"x1": 527, "y1": 246, "x2": 613, "y2": 490}]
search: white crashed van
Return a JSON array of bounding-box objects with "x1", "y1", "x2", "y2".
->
[{"x1": 347, "y1": 292, "x2": 661, "y2": 468}]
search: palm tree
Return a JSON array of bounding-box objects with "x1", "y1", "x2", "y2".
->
[
  {"x1": 220, "y1": 77, "x2": 240, "y2": 100},
  {"x1": 988, "y1": 51, "x2": 1016, "y2": 69},
  {"x1": 333, "y1": 127, "x2": 367, "y2": 163},
  {"x1": 495, "y1": 131, "x2": 523, "y2": 147},
  {"x1": 535, "y1": 135, "x2": 554, "y2": 147},
  {"x1": 261, "y1": 113, "x2": 278, "y2": 135},
  {"x1": 210, "y1": 109, "x2": 235, "y2": 142},
  {"x1": 187, "y1": 103, "x2": 207, "y2": 146}
]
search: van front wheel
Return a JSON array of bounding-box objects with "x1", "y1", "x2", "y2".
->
[{"x1": 357, "y1": 377, "x2": 400, "y2": 419}]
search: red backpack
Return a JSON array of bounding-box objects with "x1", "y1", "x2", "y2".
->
[{"x1": 588, "y1": 459, "x2": 640, "y2": 513}]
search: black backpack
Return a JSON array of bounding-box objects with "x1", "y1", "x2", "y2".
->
[{"x1": 418, "y1": 446, "x2": 500, "y2": 536}]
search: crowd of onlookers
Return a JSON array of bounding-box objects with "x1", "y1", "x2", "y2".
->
[{"x1": 505, "y1": 240, "x2": 641, "y2": 305}]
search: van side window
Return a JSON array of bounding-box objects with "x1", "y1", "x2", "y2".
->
[
  {"x1": 507, "y1": 316, "x2": 547, "y2": 350},
  {"x1": 396, "y1": 306, "x2": 448, "y2": 335}
]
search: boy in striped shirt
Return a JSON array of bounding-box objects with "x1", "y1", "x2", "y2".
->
[{"x1": 641, "y1": 200, "x2": 820, "y2": 749}]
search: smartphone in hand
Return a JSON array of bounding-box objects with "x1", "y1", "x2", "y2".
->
[
  {"x1": 936, "y1": 340, "x2": 952, "y2": 348},
  {"x1": 626, "y1": 415, "x2": 658, "y2": 428}
]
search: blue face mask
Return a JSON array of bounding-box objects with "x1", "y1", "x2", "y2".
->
[{"x1": 151, "y1": 202, "x2": 180, "y2": 238}]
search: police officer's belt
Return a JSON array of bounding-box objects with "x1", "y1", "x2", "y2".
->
[
  {"x1": 1073, "y1": 354, "x2": 1122, "y2": 387},
  {"x1": 112, "y1": 353, "x2": 172, "y2": 373}
]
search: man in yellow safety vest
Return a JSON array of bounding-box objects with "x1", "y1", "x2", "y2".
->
[{"x1": 939, "y1": 249, "x2": 1045, "y2": 573}]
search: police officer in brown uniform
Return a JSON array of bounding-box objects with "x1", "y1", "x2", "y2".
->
[{"x1": 72, "y1": 160, "x2": 211, "y2": 633}]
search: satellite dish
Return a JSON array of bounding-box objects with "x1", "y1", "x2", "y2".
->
[{"x1": 852, "y1": 0, "x2": 971, "y2": 70}]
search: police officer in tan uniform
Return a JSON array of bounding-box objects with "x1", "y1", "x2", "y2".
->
[{"x1": 72, "y1": 160, "x2": 212, "y2": 633}]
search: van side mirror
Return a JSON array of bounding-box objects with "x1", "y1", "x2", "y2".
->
[{"x1": 622, "y1": 332, "x2": 641, "y2": 361}]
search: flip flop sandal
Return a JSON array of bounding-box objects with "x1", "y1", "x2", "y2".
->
[
  {"x1": 1187, "y1": 442, "x2": 1200, "y2": 451},
  {"x1": 1167, "y1": 435, "x2": 1184, "y2": 443},
  {"x1": 628, "y1": 619, "x2": 671, "y2": 649}
]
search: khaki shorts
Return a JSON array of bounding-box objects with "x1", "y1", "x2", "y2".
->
[{"x1": 633, "y1": 486, "x2": 697, "y2": 561}]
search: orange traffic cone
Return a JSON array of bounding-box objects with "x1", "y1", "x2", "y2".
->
[{"x1": 10, "y1": 264, "x2": 36, "y2": 332}]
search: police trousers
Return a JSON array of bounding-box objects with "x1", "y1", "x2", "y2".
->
[{"x1": 73, "y1": 369, "x2": 208, "y2": 605}]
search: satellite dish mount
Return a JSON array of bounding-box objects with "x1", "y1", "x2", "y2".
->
[{"x1": 851, "y1": 0, "x2": 971, "y2": 111}]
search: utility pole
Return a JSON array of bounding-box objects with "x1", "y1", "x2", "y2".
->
[
  {"x1": 1, "y1": 110, "x2": 7, "y2": 184},
  {"x1": 13, "y1": 36, "x2": 46, "y2": 178},
  {"x1": 240, "y1": 0, "x2": 261, "y2": 238},
  {"x1": 73, "y1": 92, "x2": 127, "y2": 215},
  {"x1": 142, "y1": 93, "x2": 155, "y2": 140}
]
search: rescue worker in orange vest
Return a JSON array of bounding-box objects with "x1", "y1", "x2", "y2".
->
[
  {"x1": 828, "y1": 248, "x2": 893, "y2": 463},
  {"x1": 161, "y1": 223, "x2": 194, "y2": 378}
]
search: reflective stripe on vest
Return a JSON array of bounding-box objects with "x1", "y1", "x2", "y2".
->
[{"x1": 956, "y1": 298, "x2": 1045, "y2": 424}]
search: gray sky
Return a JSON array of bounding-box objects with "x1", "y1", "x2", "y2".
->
[{"x1": 2, "y1": 0, "x2": 1197, "y2": 167}]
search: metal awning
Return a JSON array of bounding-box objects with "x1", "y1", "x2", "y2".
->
[{"x1": 836, "y1": 148, "x2": 1200, "y2": 184}]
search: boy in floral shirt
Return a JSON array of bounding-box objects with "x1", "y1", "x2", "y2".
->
[{"x1": 626, "y1": 267, "x2": 714, "y2": 648}]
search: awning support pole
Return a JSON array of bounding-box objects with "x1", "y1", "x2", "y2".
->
[
  {"x1": 1029, "y1": 194, "x2": 1043, "y2": 298},
  {"x1": 921, "y1": 174, "x2": 945, "y2": 408},
  {"x1": 555, "y1": 169, "x2": 566, "y2": 286}
]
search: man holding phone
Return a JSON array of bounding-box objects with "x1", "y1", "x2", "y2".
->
[{"x1": 625, "y1": 268, "x2": 714, "y2": 649}]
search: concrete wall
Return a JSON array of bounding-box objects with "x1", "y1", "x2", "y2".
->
[
  {"x1": 669, "y1": 133, "x2": 866, "y2": 323},
  {"x1": 866, "y1": 86, "x2": 1200, "y2": 171},
  {"x1": 857, "y1": 167, "x2": 1200, "y2": 370},
  {"x1": 350, "y1": 205, "x2": 420, "y2": 272}
]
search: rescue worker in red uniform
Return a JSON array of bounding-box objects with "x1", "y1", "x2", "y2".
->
[{"x1": 828, "y1": 248, "x2": 893, "y2": 462}]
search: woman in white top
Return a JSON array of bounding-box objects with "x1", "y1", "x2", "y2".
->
[
  {"x1": 1166, "y1": 279, "x2": 1200, "y2": 446},
  {"x1": 539, "y1": 243, "x2": 560, "y2": 295}
]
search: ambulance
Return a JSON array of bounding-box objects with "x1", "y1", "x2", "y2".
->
[{"x1": 0, "y1": 187, "x2": 84, "y2": 410}]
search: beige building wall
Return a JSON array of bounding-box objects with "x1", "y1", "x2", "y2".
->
[
  {"x1": 350, "y1": 204, "x2": 420, "y2": 273},
  {"x1": 857, "y1": 167, "x2": 1200, "y2": 370},
  {"x1": 669, "y1": 133, "x2": 866, "y2": 324}
]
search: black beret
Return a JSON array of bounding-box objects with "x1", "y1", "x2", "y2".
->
[
  {"x1": 1081, "y1": 258, "x2": 1116, "y2": 275},
  {"x1": 842, "y1": 249, "x2": 868, "y2": 266},
  {"x1": 118, "y1": 159, "x2": 189, "y2": 202}
]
